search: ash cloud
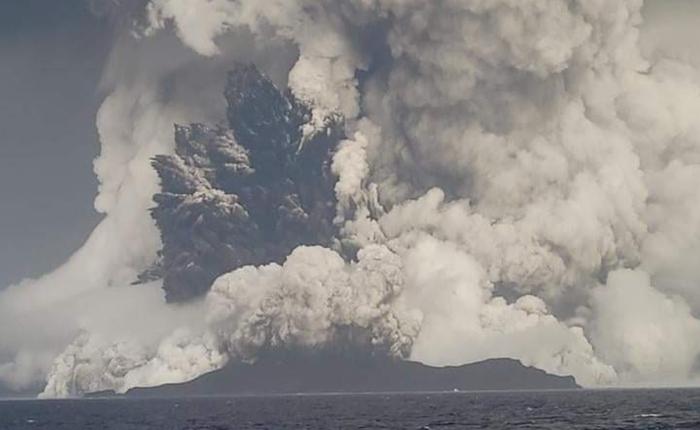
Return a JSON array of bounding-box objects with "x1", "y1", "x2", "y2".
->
[
  {"x1": 3, "y1": 0, "x2": 700, "y2": 397},
  {"x1": 150, "y1": 65, "x2": 341, "y2": 302}
]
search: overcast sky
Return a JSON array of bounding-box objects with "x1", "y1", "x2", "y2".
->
[{"x1": 0, "y1": 1, "x2": 112, "y2": 287}]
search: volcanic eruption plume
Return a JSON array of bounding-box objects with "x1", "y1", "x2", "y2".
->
[{"x1": 3, "y1": 0, "x2": 700, "y2": 397}]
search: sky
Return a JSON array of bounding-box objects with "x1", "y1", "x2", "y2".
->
[{"x1": 0, "y1": 1, "x2": 111, "y2": 287}]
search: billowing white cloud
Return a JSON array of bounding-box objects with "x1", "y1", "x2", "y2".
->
[
  {"x1": 4, "y1": 0, "x2": 700, "y2": 396},
  {"x1": 207, "y1": 245, "x2": 419, "y2": 359},
  {"x1": 590, "y1": 269, "x2": 700, "y2": 386}
]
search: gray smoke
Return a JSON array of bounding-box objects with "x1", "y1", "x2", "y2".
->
[
  {"x1": 3, "y1": 0, "x2": 700, "y2": 397},
  {"x1": 148, "y1": 64, "x2": 342, "y2": 302}
]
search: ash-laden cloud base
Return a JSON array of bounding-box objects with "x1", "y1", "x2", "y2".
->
[{"x1": 3, "y1": 0, "x2": 700, "y2": 397}]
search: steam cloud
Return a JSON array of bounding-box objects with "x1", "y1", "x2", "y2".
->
[{"x1": 3, "y1": 0, "x2": 700, "y2": 397}]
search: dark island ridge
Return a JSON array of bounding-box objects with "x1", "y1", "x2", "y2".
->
[{"x1": 87, "y1": 355, "x2": 578, "y2": 398}]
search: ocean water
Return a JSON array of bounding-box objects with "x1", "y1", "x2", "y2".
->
[{"x1": 1, "y1": 389, "x2": 699, "y2": 429}]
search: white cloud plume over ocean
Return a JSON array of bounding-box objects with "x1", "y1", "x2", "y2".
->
[{"x1": 3, "y1": 0, "x2": 700, "y2": 396}]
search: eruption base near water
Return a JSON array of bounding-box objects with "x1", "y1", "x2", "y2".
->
[{"x1": 2, "y1": 0, "x2": 700, "y2": 397}]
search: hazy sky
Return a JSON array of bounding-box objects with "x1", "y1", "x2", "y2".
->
[{"x1": 0, "y1": 1, "x2": 112, "y2": 287}]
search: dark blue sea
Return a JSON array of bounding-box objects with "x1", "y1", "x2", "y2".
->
[{"x1": 1, "y1": 389, "x2": 699, "y2": 429}]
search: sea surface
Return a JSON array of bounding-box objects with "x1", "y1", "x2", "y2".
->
[{"x1": 0, "y1": 389, "x2": 699, "y2": 429}]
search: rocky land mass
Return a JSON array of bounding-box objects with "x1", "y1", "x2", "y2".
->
[{"x1": 89, "y1": 355, "x2": 579, "y2": 398}]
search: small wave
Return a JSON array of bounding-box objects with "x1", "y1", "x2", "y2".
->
[{"x1": 637, "y1": 413, "x2": 662, "y2": 418}]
